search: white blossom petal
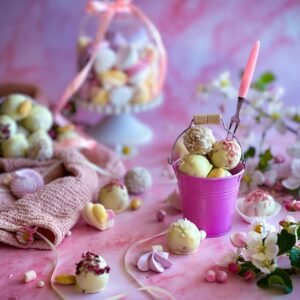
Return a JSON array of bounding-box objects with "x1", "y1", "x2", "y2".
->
[
  {"x1": 291, "y1": 159, "x2": 300, "y2": 178},
  {"x1": 282, "y1": 175, "x2": 300, "y2": 190}
]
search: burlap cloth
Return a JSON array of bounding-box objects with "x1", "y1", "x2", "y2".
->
[{"x1": 0, "y1": 144, "x2": 125, "y2": 249}]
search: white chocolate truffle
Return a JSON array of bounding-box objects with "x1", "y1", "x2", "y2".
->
[
  {"x1": 0, "y1": 115, "x2": 17, "y2": 140},
  {"x1": 75, "y1": 252, "x2": 110, "y2": 293},
  {"x1": 1, "y1": 93, "x2": 32, "y2": 120},
  {"x1": 209, "y1": 139, "x2": 242, "y2": 170},
  {"x1": 94, "y1": 47, "x2": 116, "y2": 74},
  {"x1": 183, "y1": 126, "x2": 216, "y2": 155},
  {"x1": 1, "y1": 133, "x2": 29, "y2": 158},
  {"x1": 22, "y1": 105, "x2": 53, "y2": 132},
  {"x1": 99, "y1": 180, "x2": 129, "y2": 211},
  {"x1": 207, "y1": 168, "x2": 231, "y2": 178},
  {"x1": 27, "y1": 130, "x2": 53, "y2": 160},
  {"x1": 124, "y1": 167, "x2": 152, "y2": 194},
  {"x1": 242, "y1": 189, "x2": 277, "y2": 217},
  {"x1": 167, "y1": 218, "x2": 205, "y2": 255},
  {"x1": 179, "y1": 154, "x2": 213, "y2": 178}
]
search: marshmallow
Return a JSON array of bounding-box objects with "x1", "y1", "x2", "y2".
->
[
  {"x1": 24, "y1": 270, "x2": 37, "y2": 283},
  {"x1": 37, "y1": 280, "x2": 45, "y2": 288}
]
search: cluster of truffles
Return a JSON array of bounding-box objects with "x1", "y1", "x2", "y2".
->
[
  {"x1": 0, "y1": 94, "x2": 53, "y2": 160},
  {"x1": 77, "y1": 30, "x2": 160, "y2": 109},
  {"x1": 179, "y1": 125, "x2": 242, "y2": 178},
  {"x1": 96, "y1": 167, "x2": 152, "y2": 213}
]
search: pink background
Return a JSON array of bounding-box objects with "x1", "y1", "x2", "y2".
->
[{"x1": 1, "y1": 1, "x2": 300, "y2": 299}]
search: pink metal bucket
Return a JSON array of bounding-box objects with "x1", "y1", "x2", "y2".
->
[
  {"x1": 173, "y1": 162, "x2": 244, "y2": 237},
  {"x1": 169, "y1": 114, "x2": 245, "y2": 237}
]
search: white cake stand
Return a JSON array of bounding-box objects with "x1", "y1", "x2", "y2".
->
[{"x1": 78, "y1": 94, "x2": 162, "y2": 147}]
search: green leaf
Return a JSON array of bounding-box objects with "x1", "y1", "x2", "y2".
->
[
  {"x1": 297, "y1": 225, "x2": 300, "y2": 240},
  {"x1": 258, "y1": 148, "x2": 273, "y2": 172},
  {"x1": 289, "y1": 247, "x2": 300, "y2": 269},
  {"x1": 257, "y1": 269, "x2": 293, "y2": 294},
  {"x1": 244, "y1": 146, "x2": 256, "y2": 160},
  {"x1": 277, "y1": 229, "x2": 296, "y2": 255},
  {"x1": 252, "y1": 72, "x2": 276, "y2": 91}
]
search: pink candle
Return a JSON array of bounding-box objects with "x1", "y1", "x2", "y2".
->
[{"x1": 238, "y1": 40, "x2": 260, "y2": 98}]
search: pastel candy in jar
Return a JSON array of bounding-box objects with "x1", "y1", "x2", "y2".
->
[
  {"x1": 93, "y1": 47, "x2": 117, "y2": 74},
  {"x1": 209, "y1": 139, "x2": 242, "y2": 170}
]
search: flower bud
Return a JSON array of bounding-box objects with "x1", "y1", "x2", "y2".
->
[
  {"x1": 273, "y1": 154, "x2": 285, "y2": 164},
  {"x1": 230, "y1": 232, "x2": 247, "y2": 248},
  {"x1": 243, "y1": 270, "x2": 256, "y2": 281},
  {"x1": 228, "y1": 263, "x2": 240, "y2": 274}
]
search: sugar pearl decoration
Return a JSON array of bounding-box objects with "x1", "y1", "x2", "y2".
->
[
  {"x1": 206, "y1": 269, "x2": 216, "y2": 282},
  {"x1": 130, "y1": 198, "x2": 142, "y2": 210},
  {"x1": 66, "y1": 231, "x2": 72, "y2": 237},
  {"x1": 124, "y1": 167, "x2": 152, "y2": 195},
  {"x1": 24, "y1": 270, "x2": 37, "y2": 283},
  {"x1": 156, "y1": 210, "x2": 166, "y2": 222},
  {"x1": 37, "y1": 280, "x2": 45, "y2": 288},
  {"x1": 183, "y1": 125, "x2": 216, "y2": 155},
  {"x1": 216, "y1": 270, "x2": 228, "y2": 283}
]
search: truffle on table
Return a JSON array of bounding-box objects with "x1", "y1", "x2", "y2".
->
[
  {"x1": 167, "y1": 218, "x2": 206, "y2": 255},
  {"x1": 27, "y1": 130, "x2": 53, "y2": 160},
  {"x1": 1, "y1": 133, "x2": 29, "y2": 158},
  {"x1": 75, "y1": 252, "x2": 110, "y2": 293},
  {"x1": 99, "y1": 180, "x2": 129, "y2": 211},
  {"x1": 124, "y1": 167, "x2": 152, "y2": 194}
]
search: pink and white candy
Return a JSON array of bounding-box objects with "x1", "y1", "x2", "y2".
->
[
  {"x1": 10, "y1": 169, "x2": 44, "y2": 199},
  {"x1": 137, "y1": 245, "x2": 172, "y2": 273}
]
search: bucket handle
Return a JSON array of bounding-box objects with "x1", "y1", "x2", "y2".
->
[{"x1": 168, "y1": 114, "x2": 246, "y2": 166}]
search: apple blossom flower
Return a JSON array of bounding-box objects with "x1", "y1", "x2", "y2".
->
[
  {"x1": 286, "y1": 142, "x2": 300, "y2": 159},
  {"x1": 211, "y1": 71, "x2": 236, "y2": 99},
  {"x1": 246, "y1": 232, "x2": 279, "y2": 274},
  {"x1": 249, "y1": 218, "x2": 276, "y2": 238},
  {"x1": 215, "y1": 249, "x2": 240, "y2": 267}
]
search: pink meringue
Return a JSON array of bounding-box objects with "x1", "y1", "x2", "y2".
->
[
  {"x1": 10, "y1": 169, "x2": 44, "y2": 199},
  {"x1": 137, "y1": 245, "x2": 172, "y2": 273}
]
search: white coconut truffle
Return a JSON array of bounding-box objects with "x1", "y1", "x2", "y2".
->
[
  {"x1": 0, "y1": 115, "x2": 17, "y2": 140},
  {"x1": 242, "y1": 190, "x2": 277, "y2": 217},
  {"x1": 75, "y1": 252, "x2": 110, "y2": 293},
  {"x1": 27, "y1": 130, "x2": 53, "y2": 160},
  {"x1": 124, "y1": 167, "x2": 152, "y2": 194},
  {"x1": 1, "y1": 93, "x2": 32, "y2": 120},
  {"x1": 167, "y1": 218, "x2": 206, "y2": 255},
  {"x1": 183, "y1": 125, "x2": 216, "y2": 155},
  {"x1": 1, "y1": 133, "x2": 29, "y2": 158},
  {"x1": 209, "y1": 139, "x2": 242, "y2": 170},
  {"x1": 22, "y1": 105, "x2": 53, "y2": 132},
  {"x1": 178, "y1": 154, "x2": 213, "y2": 178},
  {"x1": 99, "y1": 180, "x2": 129, "y2": 211}
]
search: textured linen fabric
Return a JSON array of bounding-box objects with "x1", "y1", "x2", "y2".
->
[{"x1": 0, "y1": 146, "x2": 125, "y2": 249}]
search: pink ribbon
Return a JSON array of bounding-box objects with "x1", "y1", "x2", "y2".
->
[{"x1": 54, "y1": 0, "x2": 167, "y2": 123}]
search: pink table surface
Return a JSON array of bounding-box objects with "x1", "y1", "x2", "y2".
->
[{"x1": 1, "y1": 1, "x2": 300, "y2": 299}]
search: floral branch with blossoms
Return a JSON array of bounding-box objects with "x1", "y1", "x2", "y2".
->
[
  {"x1": 197, "y1": 71, "x2": 300, "y2": 208},
  {"x1": 225, "y1": 217, "x2": 300, "y2": 294}
]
